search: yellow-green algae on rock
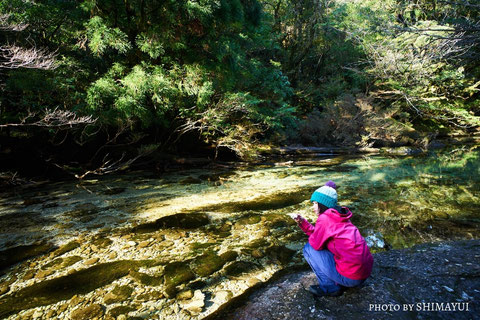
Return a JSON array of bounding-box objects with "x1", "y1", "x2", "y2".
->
[{"x1": 0, "y1": 260, "x2": 150, "y2": 318}]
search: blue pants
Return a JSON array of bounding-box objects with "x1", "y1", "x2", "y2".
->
[{"x1": 303, "y1": 243, "x2": 365, "y2": 294}]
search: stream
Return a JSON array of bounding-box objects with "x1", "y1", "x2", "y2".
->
[{"x1": 0, "y1": 144, "x2": 479, "y2": 319}]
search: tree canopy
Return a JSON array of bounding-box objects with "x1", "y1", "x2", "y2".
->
[{"x1": 1, "y1": 0, "x2": 479, "y2": 176}]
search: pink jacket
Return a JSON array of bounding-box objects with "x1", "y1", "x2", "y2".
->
[{"x1": 299, "y1": 207, "x2": 373, "y2": 280}]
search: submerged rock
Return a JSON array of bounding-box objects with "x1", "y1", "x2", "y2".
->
[
  {"x1": 132, "y1": 213, "x2": 210, "y2": 233},
  {"x1": 225, "y1": 261, "x2": 260, "y2": 277},
  {"x1": 235, "y1": 214, "x2": 261, "y2": 226},
  {"x1": 109, "y1": 305, "x2": 136, "y2": 318},
  {"x1": 0, "y1": 242, "x2": 55, "y2": 271},
  {"x1": 53, "y1": 240, "x2": 80, "y2": 256},
  {"x1": 0, "y1": 260, "x2": 144, "y2": 318},
  {"x1": 129, "y1": 270, "x2": 163, "y2": 286},
  {"x1": 104, "y1": 285, "x2": 134, "y2": 304},
  {"x1": 266, "y1": 245, "x2": 296, "y2": 265},
  {"x1": 183, "y1": 290, "x2": 205, "y2": 315},
  {"x1": 66, "y1": 203, "x2": 99, "y2": 217},
  {"x1": 191, "y1": 251, "x2": 228, "y2": 277},
  {"x1": 70, "y1": 304, "x2": 104, "y2": 320},
  {"x1": 164, "y1": 261, "x2": 195, "y2": 287}
]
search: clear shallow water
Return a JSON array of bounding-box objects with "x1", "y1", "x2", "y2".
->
[
  {"x1": 1, "y1": 145, "x2": 479, "y2": 251},
  {"x1": 0, "y1": 145, "x2": 479, "y2": 318}
]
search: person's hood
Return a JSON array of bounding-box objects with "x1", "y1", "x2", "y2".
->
[{"x1": 323, "y1": 206, "x2": 352, "y2": 221}]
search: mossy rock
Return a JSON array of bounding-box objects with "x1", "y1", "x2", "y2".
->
[
  {"x1": 63, "y1": 256, "x2": 82, "y2": 268},
  {"x1": 235, "y1": 214, "x2": 261, "y2": 226},
  {"x1": 70, "y1": 304, "x2": 104, "y2": 320},
  {"x1": 206, "y1": 223, "x2": 232, "y2": 238},
  {"x1": 220, "y1": 251, "x2": 238, "y2": 262},
  {"x1": 190, "y1": 242, "x2": 216, "y2": 251},
  {"x1": 283, "y1": 231, "x2": 306, "y2": 242},
  {"x1": 54, "y1": 241, "x2": 80, "y2": 256},
  {"x1": 224, "y1": 261, "x2": 260, "y2": 277},
  {"x1": 112, "y1": 285, "x2": 134, "y2": 298},
  {"x1": 66, "y1": 203, "x2": 99, "y2": 218},
  {"x1": 191, "y1": 252, "x2": 226, "y2": 277},
  {"x1": 246, "y1": 239, "x2": 268, "y2": 249},
  {"x1": 105, "y1": 285, "x2": 134, "y2": 304},
  {"x1": 137, "y1": 290, "x2": 163, "y2": 301},
  {"x1": 164, "y1": 261, "x2": 195, "y2": 287},
  {"x1": 109, "y1": 305, "x2": 135, "y2": 318},
  {"x1": 163, "y1": 284, "x2": 178, "y2": 299},
  {"x1": 41, "y1": 258, "x2": 64, "y2": 271},
  {"x1": 265, "y1": 245, "x2": 296, "y2": 265},
  {"x1": 92, "y1": 237, "x2": 113, "y2": 249},
  {"x1": 189, "y1": 280, "x2": 207, "y2": 290},
  {"x1": 0, "y1": 242, "x2": 55, "y2": 270},
  {"x1": 133, "y1": 213, "x2": 210, "y2": 233},
  {"x1": 0, "y1": 260, "x2": 143, "y2": 318},
  {"x1": 269, "y1": 219, "x2": 289, "y2": 229},
  {"x1": 216, "y1": 231, "x2": 232, "y2": 238},
  {"x1": 218, "y1": 223, "x2": 232, "y2": 232},
  {"x1": 129, "y1": 270, "x2": 163, "y2": 286}
]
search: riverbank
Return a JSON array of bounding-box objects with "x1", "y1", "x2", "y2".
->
[
  {"x1": 213, "y1": 239, "x2": 480, "y2": 320},
  {"x1": 2, "y1": 133, "x2": 480, "y2": 191}
]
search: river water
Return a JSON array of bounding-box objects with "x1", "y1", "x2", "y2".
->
[{"x1": 0, "y1": 144, "x2": 479, "y2": 319}]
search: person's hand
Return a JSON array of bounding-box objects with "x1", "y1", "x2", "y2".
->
[{"x1": 288, "y1": 213, "x2": 303, "y2": 223}]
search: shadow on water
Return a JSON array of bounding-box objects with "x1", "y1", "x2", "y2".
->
[{"x1": 189, "y1": 189, "x2": 311, "y2": 213}]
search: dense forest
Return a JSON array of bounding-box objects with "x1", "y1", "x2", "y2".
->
[{"x1": 1, "y1": 0, "x2": 479, "y2": 178}]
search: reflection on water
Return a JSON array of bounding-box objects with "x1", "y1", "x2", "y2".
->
[{"x1": 0, "y1": 145, "x2": 479, "y2": 318}]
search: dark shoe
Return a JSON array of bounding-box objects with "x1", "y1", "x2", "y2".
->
[{"x1": 308, "y1": 285, "x2": 343, "y2": 297}]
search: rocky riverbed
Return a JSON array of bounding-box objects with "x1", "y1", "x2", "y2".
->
[
  {"x1": 214, "y1": 240, "x2": 480, "y2": 320},
  {"x1": 0, "y1": 145, "x2": 479, "y2": 319}
]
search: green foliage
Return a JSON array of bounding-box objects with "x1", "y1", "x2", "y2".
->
[
  {"x1": 1, "y1": 0, "x2": 297, "y2": 158},
  {"x1": 85, "y1": 16, "x2": 131, "y2": 56},
  {"x1": 0, "y1": 0, "x2": 478, "y2": 168},
  {"x1": 136, "y1": 33, "x2": 164, "y2": 59}
]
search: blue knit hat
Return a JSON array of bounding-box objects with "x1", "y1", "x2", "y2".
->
[{"x1": 310, "y1": 184, "x2": 338, "y2": 208}]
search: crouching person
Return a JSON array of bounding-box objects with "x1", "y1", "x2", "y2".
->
[{"x1": 292, "y1": 180, "x2": 373, "y2": 297}]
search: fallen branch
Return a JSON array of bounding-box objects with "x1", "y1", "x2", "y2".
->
[
  {"x1": 52, "y1": 144, "x2": 159, "y2": 180},
  {"x1": 0, "y1": 108, "x2": 96, "y2": 129},
  {"x1": 0, "y1": 45, "x2": 57, "y2": 70}
]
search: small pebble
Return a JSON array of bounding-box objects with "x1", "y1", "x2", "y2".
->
[{"x1": 443, "y1": 286, "x2": 454, "y2": 293}]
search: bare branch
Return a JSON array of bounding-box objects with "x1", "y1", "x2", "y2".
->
[
  {"x1": 50, "y1": 144, "x2": 158, "y2": 180},
  {"x1": 0, "y1": 171, "x2": 33, "y2": 186},
  {"x1": 0, "y1": 14, "x2": 29, "y2": 32},
  {"x1": 0, "y1": 108, "x2": 96, "y2": 129},
  {"x1": 0, "y1": 45, "x2": 57, "y2": 70}
]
